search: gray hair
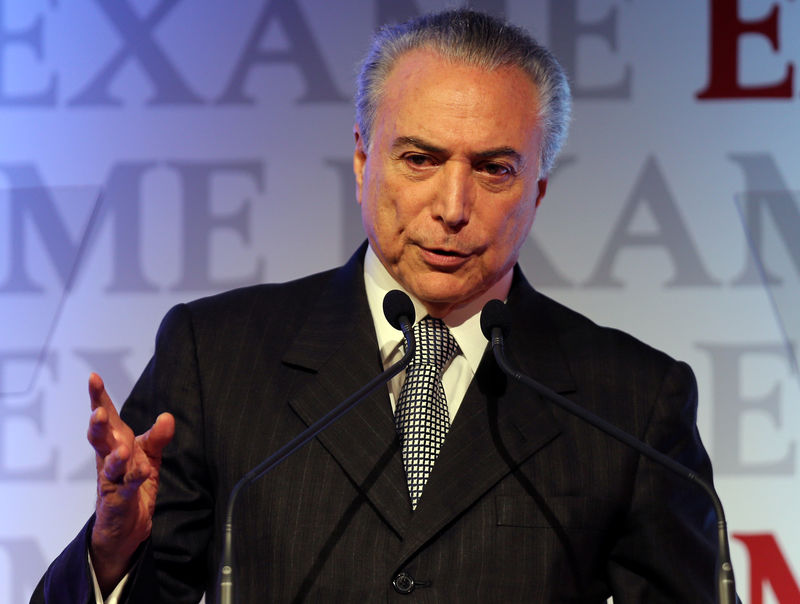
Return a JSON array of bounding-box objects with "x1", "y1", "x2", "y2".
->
[{"x1": 355, "y1": 9, "x2": 571, "y2": 177}]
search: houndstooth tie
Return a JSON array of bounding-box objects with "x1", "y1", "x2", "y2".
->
[{"x1": 395, "y1": 317, "x2": 459, "y2": 510}]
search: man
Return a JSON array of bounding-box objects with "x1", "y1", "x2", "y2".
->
[{"x1": 33, "y1": 9, "x2": 722, "y2": 603}]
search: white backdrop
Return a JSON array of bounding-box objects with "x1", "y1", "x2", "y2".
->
[{"x1": 1, "y1": 1, "x2": 798, "y2": 602}]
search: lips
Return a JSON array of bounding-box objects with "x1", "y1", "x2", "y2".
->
[
  {"x1": 429, "y1": 247, "x2": 467, "y2": 257},
  {"x1": 419, "y1": 245, "x2": 473, "y2": 269}
]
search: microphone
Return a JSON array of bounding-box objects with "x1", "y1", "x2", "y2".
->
[
  {"x1": 479, "y1": 299, "x2": 737, "y2": 604},
  {"x1": 218, "y1": 290, "x2": 415, "y2": 604},
  {"x1": 383, "y1": 288, "x2": 416, "y2": 332}
]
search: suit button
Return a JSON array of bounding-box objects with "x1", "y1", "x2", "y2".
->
[{"x1": 392, "y1": 572, "x2": 415, "y2": 594}]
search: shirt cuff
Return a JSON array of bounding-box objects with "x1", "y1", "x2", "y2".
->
[{"x1": 88, "y1": 552, "x2": 130, "y2": 604}]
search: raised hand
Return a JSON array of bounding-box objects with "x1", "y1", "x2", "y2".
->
[{"x1": 86, "y1": 372, "x2": 175, "y2": 595}]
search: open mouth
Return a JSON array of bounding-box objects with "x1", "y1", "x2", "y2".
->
[{"x1": 430, "y1": 248, "x2": 465, "y2": 257}]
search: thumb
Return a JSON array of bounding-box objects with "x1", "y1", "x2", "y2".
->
[{"x1": 138, "y1": 412, "x2": 175, "y2": 459}]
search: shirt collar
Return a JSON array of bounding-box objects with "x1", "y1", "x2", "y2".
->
[{"x1": 363, "y1": 244, "x2": 512, "y2": 374}]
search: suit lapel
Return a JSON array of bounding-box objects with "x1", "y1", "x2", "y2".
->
[
  {"x1": 396, "y1": 269, "x2": 578, "y2": 561},
  {"x1": 282, "y1": 247, "x2": 412, "y2": 536},
  {"x1": 280, "y1": 256, "x2": 580, "y2": 558}
]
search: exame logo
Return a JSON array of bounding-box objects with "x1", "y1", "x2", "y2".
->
[
  {"x1": 698, "y1": 0, "x2": 797, "y2": 99},
  {"x1": 734, "y1": 533, "x2": 800, "y2": 603}
]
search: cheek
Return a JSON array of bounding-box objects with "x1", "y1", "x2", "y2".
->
[
  {"x1": 361, "y1": 177, "x2": 410, "y2": 255},
  {"x1": 361, "y1": 172, "x2": 390, "y2": 224},
  {"x1": 370, "y1": 180, "x2": 419, "y2": 231},
  {"x1": 488, "y1": 202, "x2": 537, "y2": 253},
  {"x1": 512, "y1": 204, "x2": 537, "y2": 239}
]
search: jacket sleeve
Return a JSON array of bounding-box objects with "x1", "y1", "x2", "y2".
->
[
  {"x1": 31, "y1": 303, "x2": 213, "y2": 604},
  {"x1": 30, "y1": 519, "x2": 94, "y2": 604}
]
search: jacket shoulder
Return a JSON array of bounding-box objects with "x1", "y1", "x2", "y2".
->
[
  {"x1": 187, "y1": 267, "x2": 339, "y2": 317},
  {"x1": 148, "y1": 266, "x2": 344, "y2": 363},
  {"x1": 529, "y1": 288, "x2": 679, "y2": 370}
]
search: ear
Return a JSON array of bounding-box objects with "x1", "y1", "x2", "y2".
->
[
  {"x1": 353, "y1": 125, "x2": 367, "y2": 205},
  {"x1": 535, "y1": 178, "x2": 548, "y2": 208}
]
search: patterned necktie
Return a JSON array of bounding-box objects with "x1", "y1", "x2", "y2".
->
[{"x1": 395, "y1": 317, "x2": 459, "y2": 510}]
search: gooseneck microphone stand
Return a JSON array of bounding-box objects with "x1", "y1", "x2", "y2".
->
[
  {"x1": 217, "y1": 291, "x2": 415, "y2": 604},
  {"x1": 480, "y1": 299, "x2": 737, "y2": 604}
]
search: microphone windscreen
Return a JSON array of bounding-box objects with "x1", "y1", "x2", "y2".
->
[
  {"x1": 383, "y1": 290, "x2": 415, "y2": 331},
  {"x1": 480, "y1": 299, "x2": 511, "y2": 341}
]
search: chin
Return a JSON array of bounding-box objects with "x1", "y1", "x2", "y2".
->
[{"x1": 416, "y1": 286, "x2": 473, "y2": 308}]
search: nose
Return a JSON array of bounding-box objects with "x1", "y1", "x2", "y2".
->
[{"x1": 433, "y1": 161, "x2": 473, "y2": 230}]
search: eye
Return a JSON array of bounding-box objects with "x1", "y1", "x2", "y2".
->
[
  {"x1": 483, "y1": 163, "x2": 507, "y2": 175},
  {"x1": 403, "y1": 153, "x2": 436, "y2": 168},
  {"x1": 478, "y1": 162, "x2": 515, "y2": 178}
]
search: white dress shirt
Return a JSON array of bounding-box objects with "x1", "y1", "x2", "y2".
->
[{"x1": 363, "y1": 245, "x2": 512, "y2": 422}]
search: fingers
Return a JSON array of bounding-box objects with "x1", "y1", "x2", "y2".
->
[
  {"x1": 101, "y1": 448, "x2": 151, "y2": 496},
  {"x1": 87, "y1": 373, "x2": 130, "y2": 458},
  {"x1": 88, "y1": 405, "x2": 114, "y2": 457},
  {"x1": 89, "y1": 373, "x2": 121, "y2": 423},
  {"x1": 100, "y1": 443, "x2": 130, "y2": 484},
  {"x1": 87, "y1": 374, "x2": 175, "y2": 478}
]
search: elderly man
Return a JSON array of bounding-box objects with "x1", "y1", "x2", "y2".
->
[{"x1": 33, "y1": 9, "x2": 721, "y2": 603}]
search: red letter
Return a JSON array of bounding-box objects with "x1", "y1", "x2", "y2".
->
[
  {"x1": 734, "y1": 533, "x2": 800, "y2": 604},
  {"x1": 697, "y1": 0, "x2": 793, "y2": 99}
]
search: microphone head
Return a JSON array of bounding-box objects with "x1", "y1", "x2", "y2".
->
[
  {"x1": 383, "y1": 290, "x2": 415, "y2": 331},
  {"x1": 480, "y1": 299, "x2": 511, "y2": 341}
]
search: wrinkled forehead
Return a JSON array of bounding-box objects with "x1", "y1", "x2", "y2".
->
[{"x1": 373, "y1": 49, "x2": 544, "y2": 155}]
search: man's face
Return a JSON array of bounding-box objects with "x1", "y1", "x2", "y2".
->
[{"x1": 354, "y1": 49, "x2": 547, "y2": 317}]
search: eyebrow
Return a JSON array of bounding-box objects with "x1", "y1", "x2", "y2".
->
[
  {"x1": 475, "y1": 147, "x2": 522, "y2": 163},
  {"x1": 392, "y1": 136, "x2": 445, "y2": 154},
  {"x1": 392, "y1": 136, "x2": 523, "y2": 164}
]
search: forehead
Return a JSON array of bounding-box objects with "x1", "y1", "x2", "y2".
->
[{"x1": 374, "y1": 49, "x2": 542, "y2": 152}]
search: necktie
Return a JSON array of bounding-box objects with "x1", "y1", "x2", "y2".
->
[{"x1": 395, "y1": 317, "x2": 459, "y2": 510}]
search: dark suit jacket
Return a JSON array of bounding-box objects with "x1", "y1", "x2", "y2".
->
[{"x1": 33, "y1": 246, "x2": 719, "y2": 603}]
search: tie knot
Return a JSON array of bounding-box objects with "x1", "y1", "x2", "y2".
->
[{"x1": 410, "y1": 317, "x2": 459, "y2": 372}]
